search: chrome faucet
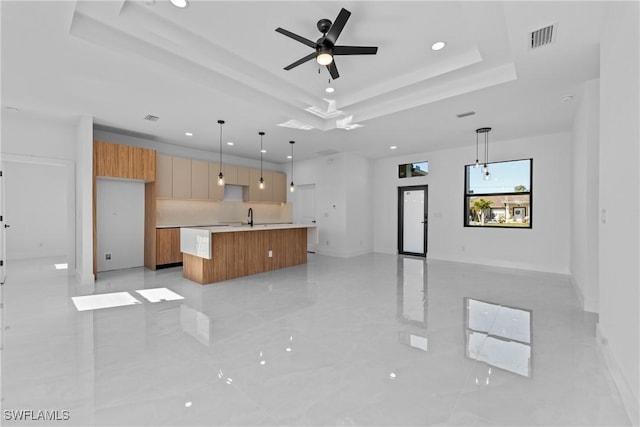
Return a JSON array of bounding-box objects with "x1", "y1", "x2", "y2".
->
[{"x1": 247, "y1": 208, "x2": 254, "y2": 227}]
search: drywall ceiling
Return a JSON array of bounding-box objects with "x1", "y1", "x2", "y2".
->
[{"x1": 1, "y1": 1, "x2": 606, "y2": 163}]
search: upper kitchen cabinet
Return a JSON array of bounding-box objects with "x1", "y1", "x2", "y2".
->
[
  {"x1": 172, "y1": 157, "x2": 192, "y2": 199},
  {"x1": 245, "y1": 169, "x2": 282, "y2": 202},
  {"x1": 94, "y1": 140, "x2": 155, "y2": 181},
  {"x1": 223, "y1": 164, "x2": 238, "y2": 185},
  {"x1": 156, "y1": 154, "x2": 173, "y2": 198},
  {"x1": 237, "y1": 167, "x2": 250, "y2": 186},
  {"x1": 208, "y1": 162, "x2": 224, "y2": 201},
  {"x1": 191, "y1": 160, "x2": 209, "y2": 200},
  {"x1": 272, "y1": 172, "x2": 287, "y2": 203}
]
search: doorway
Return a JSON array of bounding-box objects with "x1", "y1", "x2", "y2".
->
[
  {"x1": 398, "y1": 185, "x2": 428, "y2": 257},
  {"x1": 294, "y1": 184, "x2": 317, "y2": 253}
]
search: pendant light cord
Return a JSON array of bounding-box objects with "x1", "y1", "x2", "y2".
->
[{"x1": 217, "y1": 120, "x2": 225, "y2": 176}]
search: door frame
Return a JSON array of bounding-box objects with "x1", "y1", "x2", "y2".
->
[{"x1": 397, "y1": 185, "x2": 428, "y2": 257}]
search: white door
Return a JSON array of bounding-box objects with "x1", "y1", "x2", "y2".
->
[
  {"x1": 0, "y1": 161, "x2": 5, "y2": 284},
  {"x1": 295, "y1": 184, "x2": 317, "y2": 253},
  {"x1": 398, "y1": 186, "x2": 428, "y2": 256}
]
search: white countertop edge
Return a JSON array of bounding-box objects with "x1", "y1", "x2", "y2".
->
[{"x1": 183, "y1": 224, "x2": 317, "y2": 234}]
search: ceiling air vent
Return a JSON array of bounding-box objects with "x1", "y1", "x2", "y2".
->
[
  {"x1": 144, "y1": 114, "x2": 159, "y2": 122},
  {"x1": 530, "y1": 23, "x2": 557, "y2": 49}
]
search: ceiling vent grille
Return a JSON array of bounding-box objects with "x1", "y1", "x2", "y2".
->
[
  {"x1": 144, "y1": 114, "x2": 159, "y2": 122},
  {"x1": 530, "y1": 23, "x2": 557, "y2": 49}
]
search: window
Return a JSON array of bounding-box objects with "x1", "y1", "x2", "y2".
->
[
  {"x1": 464, "y1": 159, "x2": 532, "y2": 228},
  {"x1": 398, "y1": 161, "x2": 428, "y2": 178}
]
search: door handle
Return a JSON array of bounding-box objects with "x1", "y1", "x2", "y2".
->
[
  {"x1": 3, "y1": 224, "x2": 9, "y2": 228},
  {"x1": 312, "y1": 220, "x2": 316, "y2": 223}
]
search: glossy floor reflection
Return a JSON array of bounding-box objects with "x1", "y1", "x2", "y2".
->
[{"x1": 1, "y1": 255, "x2": 631, "y2": 426}]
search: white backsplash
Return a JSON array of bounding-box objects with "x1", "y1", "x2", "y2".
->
[{"x1": 156, "y1": 199, "x2": 293, "y2": 227}]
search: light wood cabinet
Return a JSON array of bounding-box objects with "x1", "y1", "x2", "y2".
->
[
  {"x1": 244, "y1": 169, "x2": 282, "y2": 202},
  {"x1": 191, "y1": 160, "x2": 209, "y2": 200},
  {"x1": 156, "y1": 154, "x2": 286, "y2": 203},
  {"x1": 156, "y1": 154, "x2": 173, "y2": 198},
  {"x1": 208, "y1": 162, "x2": 225, "y2": 201},
  {"x1": 172, "y1": 157, "x2": 192, "y2": 199},
  {"x1": 237, "y1": 167, "x2": 250, "y2": 186},
  {"x1": 272, "y1": 172, "x2": 287, "y2": 203},
  {"x1": 94, "y1": 140, "x2": 155, "y2": 181},
  {"x1": 224, "y1": 164, "x2": 238, "y2": 185},
  {"x1": 156, "y1": 228, "x2": 183, "y2": 265}
]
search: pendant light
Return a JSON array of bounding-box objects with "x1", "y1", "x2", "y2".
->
[
  {"x1": 258, "y1": 131, "x2": 265, "y2": 190},
  {"x1": 476, "y1": 127, "x2": 492, "y2": 180},
  {"x1": 289, "y1": 140, "x2": 295, "y2": 192},
  {"x1": 217, "y1": 120, "x2": 225, "y2": 186}
]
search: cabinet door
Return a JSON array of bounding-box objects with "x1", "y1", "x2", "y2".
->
[
  {"x1": 245, "y1": 168, "x2": 262, "y2": 202},
  {"x1": 261, "y1": 171, "x2": 274, "y2": 202},
  {"x1": 224, "y1": 164, "x2": 238, "y2": 185},
  {"x1": 208, "y1": 162, "x2": 225, "y2": 201},
  {"x1": 156, "y1": 228, "x2": 182, "y2": 265},
  {"x1": 236, "y1": 167, "x2": 250, "y2": 186},
  {"x1": 272, "y1": 172, "x2": 287, "y2": 203},
  {"x1": 156, "y1": 154, "x2": 173, "y2": 198},
  {"x1": 191, "y1": 160, "x2": 209, "y2": 200},
  {"x1": 172, "y1": 157, "x2": 192, "y2": 199}
]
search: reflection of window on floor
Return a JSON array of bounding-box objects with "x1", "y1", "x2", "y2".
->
[
  {"x1": 464, "y1": 158, "x2": 532, "y2": 228},
  {"x1": 464, "y1": 297, "x2": 532, "y2": 377}
]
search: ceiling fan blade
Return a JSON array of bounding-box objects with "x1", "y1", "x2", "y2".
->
[
  {"x1": 333, "y1": 46, "x2": 378, "y2": 55},
  {"x1": 284, "y1": 52, "x2": 316, "y2": 70},
  {"x1": 326, "y1": 61, "x2": 340, "y2": 80},
  {"x1": 275, "y1": 27, "x2": 317, "y2": 49},
  {"x1": 325, "y1": 8, "x2": 351, "y2": 45}
]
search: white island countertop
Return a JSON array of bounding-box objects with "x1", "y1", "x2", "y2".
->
[
  {"x1": 180, "y1": 224, "x2": 317, "y2": 259},
  {"x1": 190, "y1": 223, "x2": 316, "y2": 234}
]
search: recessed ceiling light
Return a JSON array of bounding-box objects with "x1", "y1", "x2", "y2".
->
[
  {"x1": 226, "y1": 141, "x2": 234, "y2": 146},
  {"x1": 260, "y1": 149, "x2": 267, "y2": 153},
  {"x1": 390, "y1": 146, "x2": 397, "y2": 150},
  {"x1": 325, "y1": 87, "x2": 335, "y2": 93},
  {"x1": 287, "y1": 155, "x2": 292, "y2": 159},
  {"x1": 431, "y1": 41, "x2": 446, "y2": 51},
  {"x1": 170, "y1": 0, "x2": 188, "y2": 8},
  {"x1": 561, "y1": 95, "x2": 574, "y2": 102},
  {"x1": 185, "y1": 132, "x2": 193, "y2": 136}
]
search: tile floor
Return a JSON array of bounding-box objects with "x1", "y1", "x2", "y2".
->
[{"x1": 0, "y1": 254, "x2": 631, "y2": 426}]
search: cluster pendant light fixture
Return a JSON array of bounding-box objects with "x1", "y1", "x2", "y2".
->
[
  {"x1": 289, "y1": 141, "x2": 295, "y2": 192},
  {"x1": 217, "y1": 120, "x2": 225, "y2": 186},
  {"x1": 258, "y1": 131, "x2": 265, "y2": 190},
  {"x1": 476, "y1": 127, "x2": 492, "y2": 180}
]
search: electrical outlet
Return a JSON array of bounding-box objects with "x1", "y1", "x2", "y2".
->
[
  {"x1": 268, "y1": 250, "x2": 272, "y2": 258},
  {"x1": 105, "y1": 253, "x2": 111, "y2": 260}
]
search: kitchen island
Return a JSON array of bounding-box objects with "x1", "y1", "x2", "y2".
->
[{"x1": 180, "y1": 224, "x2": 317, "y2": 284}]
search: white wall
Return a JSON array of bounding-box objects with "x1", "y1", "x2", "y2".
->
[
  {"x1": 96, "y1": 179, "x2": 144, "y2": 272},
  {"x1": 3, "y1": 160, "x2": 68, "y2": 260},
  {"x1": 290, "y1": 152, "x2": 373, "y2": 257},
  {"x1": 373, "y1": 132, "x2": 572, "y2": 274},
  {"x1": 1, "y1": 110, "x2": 84, "y2": 276},
  {"x1": 597, "y1": 2, "x2": 640, "y2": 424},
  {"x1": 570, "y1": 79, "x2": 600, "y2": 313}
]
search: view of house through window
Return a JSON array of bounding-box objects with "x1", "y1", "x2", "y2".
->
[{"x1": 464, "y1": 159, "x2": 532, "y2": 228}]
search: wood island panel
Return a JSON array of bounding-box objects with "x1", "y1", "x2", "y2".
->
[{"x1": 183, "y1": 228, "x2": 307, "y2": 284}]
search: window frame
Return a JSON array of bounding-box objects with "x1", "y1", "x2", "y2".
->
[{"x1": 463, "y1": 158, "x2": 533, "y2": 229}]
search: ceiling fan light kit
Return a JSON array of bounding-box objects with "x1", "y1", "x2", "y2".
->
[{"x1": 275, "y1": 8, "x2": 378, "y2": 79}]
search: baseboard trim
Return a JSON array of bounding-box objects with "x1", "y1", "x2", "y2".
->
[{"x1": 596, "y1": 324, "x2": 639, "y2": 426}]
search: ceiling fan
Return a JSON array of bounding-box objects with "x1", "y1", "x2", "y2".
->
[{"x1": 275, "y1": 8, "x2": 378, "y2": 80}]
